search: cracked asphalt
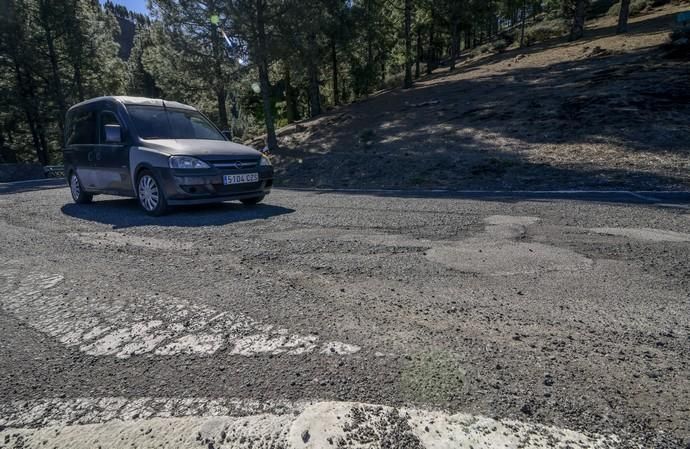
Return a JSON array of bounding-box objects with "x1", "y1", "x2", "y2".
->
[{"x1": 0, "y1": 184, "x2": 689, "y2": 448}]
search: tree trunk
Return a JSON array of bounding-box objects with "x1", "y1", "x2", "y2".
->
[
  {"x1": 37, "y1": 2, "x2": 66, "y2": 134},
  {"x1": 25, "y1": 111, "x2": 47, "y2": 165},
  {"x1": 520, "y1": 0, "x2": 528, "y2": 47},
  {"x1": 415, "y1": 27, "x2": 421, "y2": 78},
  {"x1": 216, "y1": 87, "x2": 229, "y2": 130},
  {"x1": 284, "y1": 65, "x2": 298, "y2": 123},
  {"x1": 229, "y1": 92, "x2": 239, "y2": 119},
  {"x1": 426, "y1": 8, "x2": 435, "y2": 75},
  {"x1": 69, "y1": 0, "x2": 85, "y2": 102},
  {"x1": 366, "y1": 0, "x2": 373, "y2": 71},
  {"x1": 307, "y1": 33, "x2": 321, "y2": 117},
  {"x1": 34, "y1": 117, "x2": 50, "y2": 166},
  {"x1": 0, "y1": 128, "x2": 18, "y2": 163},
  {"x1": 43, "y1": 29, "x2": 66, "y2": 132},
  {"x1": 13, "y1": 62, "x2": 49, "y2": 165},
  {"x1": 403, "y1": 0, "x2": 413, "y2": 88},
  {"x1": 209, "y1": 18, "x2": 228, "y2": 131},
  {"x1": 485, "y1": 15, "x2": 492, "y2": 40},
  {"x1": 617, "y1": 0, "x2": 631, "y2": 33},
  {"x1": 258, "y1": 61, "x2": 277, "y2": 150},
  {"x1": 449, "y1": 20, "x2": 459, "y2": 71},
  {"x1": 331, "y1": 38, "x2": 339, "y2": 104},
  {"x1": 569, "y1": 0, "x2": 586, "y2": 41},
  {"x1": 255, "y1": 0, "x2": 278, "y2": 150},
  {"x1": 74, "y1": 65, "x2": 85, "y2": 102}
]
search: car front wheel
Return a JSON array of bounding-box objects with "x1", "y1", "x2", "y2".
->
[
  {"x1": 69, "y1": 172, "x2": 93, "y2": 204},
  {"x1": 137, "y1": 171, "x2": 168, "y2": 216}
]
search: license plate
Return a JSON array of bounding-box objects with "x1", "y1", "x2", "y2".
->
[{"x1": 223, "y1": 173, "x2": 259, "y2": 185}]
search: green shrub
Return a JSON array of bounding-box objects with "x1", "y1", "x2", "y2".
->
[
  {"x1": 523, "y1": 18, "x2": 568, "y2": 45},
  {"x1": 630, "y1": 0, "x2": 652, "y2": 15},
  {"x1": 469, "y1": 43, "x2": 489, "y2": 57},
  {"x1": 467, "y1": 38, "x2": 509, "y2": 58},
  {"x1": 607, "y1": 0, "x2": 668, "y2": 17},
  {"x1": 491, "y1": 38, "x2": 509, "y2": 52},
  {"x1": 380, "y1": 72, "x2": 405, "y2": 91},
  {"x1": 588, "y1": 0, "x2": 616, "y2": 18}
]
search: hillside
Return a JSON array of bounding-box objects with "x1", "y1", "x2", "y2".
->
[{"x1": 269, "y1": 3, "x2": 690, "y2": 191}]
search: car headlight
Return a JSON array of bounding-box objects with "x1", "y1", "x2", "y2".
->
[
  {"x1": 260, "y1": 154, "x2": 272, "y2": 166},
  {"x1": 169, "y1": 156, "x2": 211, "y2": 169}
]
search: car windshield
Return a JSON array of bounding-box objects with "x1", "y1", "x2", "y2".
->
[{"x1": 127, "y1": 105, "x2": 225, "y2": 141}]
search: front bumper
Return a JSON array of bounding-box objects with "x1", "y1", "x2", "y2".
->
[{"x1": 154, "y1": 166, "x2": 274, "y2": 205}]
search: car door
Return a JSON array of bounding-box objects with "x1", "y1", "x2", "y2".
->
[
  {"x1": 66, "y1": 108, "x2": 99, "y2": 190},
  {"x1": 91, "y1": 109, "x2": 132, "y2": 194}
]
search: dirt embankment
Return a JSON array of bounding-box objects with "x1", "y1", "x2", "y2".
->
[{"x1": 267, "y1": 3, "x2": 690, "y2": 191}]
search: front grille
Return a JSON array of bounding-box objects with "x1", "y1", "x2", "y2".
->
[{"x1": 209, "y1": 159, "x2": 259, "y2": 169}]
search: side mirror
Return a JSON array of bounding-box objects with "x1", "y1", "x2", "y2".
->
[
  {"x1": 104, "y1": 124, "x2": 122, "y2": 144},
  {"x1": 259, "y1": 145, "x2": 270, "y2": 155},
  {"x1": 221, "y1": 130, "x2": 232, "y2": 140}
]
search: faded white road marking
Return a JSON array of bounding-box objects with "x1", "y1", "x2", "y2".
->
[
  {"x1": 0, "y1": 271, "x2": 360, "y2": 358},
  {"x1": 590, "y1": 227, "x2": 690, "y2": 242},
  {"x1": 0, "y1": 398, "x2": 620, "y2": 449},
  {"x1": 320, "y1": 341, "x2": 362, "y2": 355},
  {"x1": 0, "y1": 397, "x2": 301, "y2": 428}
]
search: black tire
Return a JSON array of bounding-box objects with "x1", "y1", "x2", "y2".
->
[
  {"x1": 241, "y1": 195, "x2": 265, "y2": 206},
  {"x1": 69, "y1": 172, "x2": 93, "y2": 204},
  {"x1": 136, "y1": 170, "x2": 168, "y2": 216}
]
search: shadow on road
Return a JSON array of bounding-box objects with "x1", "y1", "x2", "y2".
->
[
  {"x1": 61, "y1": 198, "x2": 295, "y2": 229},
  {"x1": 0, "y1": 179, "x2": 65, "y2": 195}
]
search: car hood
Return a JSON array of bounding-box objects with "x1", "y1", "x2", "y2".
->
[{"x1": 140, "y1": 139, "x2": 261, "y2": 159}]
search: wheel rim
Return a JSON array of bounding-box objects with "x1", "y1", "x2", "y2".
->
[
  {"x1": 138, "y1": 175, "x2": 159, "y2": 211},
  {"x1": 70, "y1": 174, "x2": 81, "y2": 200}
]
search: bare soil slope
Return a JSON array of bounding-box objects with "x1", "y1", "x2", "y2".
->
[{"x1": 269, "y1": 3, "x2": 690, "y2": 191}]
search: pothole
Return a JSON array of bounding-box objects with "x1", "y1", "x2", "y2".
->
[
  {"x1": 425, "y1": 215, "x2": 592, "y2": 276},
  {"x1": 426, "y1": 241, "x2": 592, "y2": 276}
]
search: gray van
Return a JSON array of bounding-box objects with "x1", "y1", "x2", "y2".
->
[{"x1": 63, "y1": 96, "x2": 273, "y2": 216}]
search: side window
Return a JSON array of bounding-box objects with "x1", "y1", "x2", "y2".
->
[
  {"x1": 65, "y1": 112, "x2": 76, "y2": 146},
  {"x1": 99, "y1": 111, "x2": 122, "y2": 144},
  {"x1": 67, "y1": 110, "x2": 97, "y2": 145}
]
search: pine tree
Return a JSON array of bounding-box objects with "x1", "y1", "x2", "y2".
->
[{"x1": 617, "y1": 0, "x2": 631, "y2": 34}]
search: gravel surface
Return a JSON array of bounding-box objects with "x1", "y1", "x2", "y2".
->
[{"x1": 0, "y1": 186, "x2": 689, "y2": 448}]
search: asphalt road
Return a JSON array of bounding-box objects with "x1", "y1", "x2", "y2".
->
[{"x1": 0, "y1": 185, "x2": 688, "y2": 449}]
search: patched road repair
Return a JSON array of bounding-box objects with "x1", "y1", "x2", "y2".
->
[{"x1": 0, "y1": 186, "x2": 688, "y2": 448}]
